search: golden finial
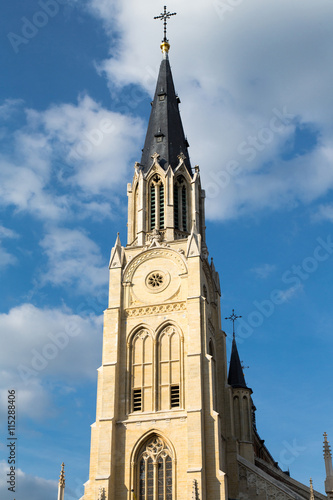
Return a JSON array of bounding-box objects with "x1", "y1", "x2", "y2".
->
[{"x1": 154, "y1": 6, "x2": 177, "y2": 55}]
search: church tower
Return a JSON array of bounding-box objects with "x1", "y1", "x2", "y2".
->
[
  {"x1": 79, "y1": 10, "x2": 330, "y2": 500},
  {"x1": 80, "y1": 11, "x2": 236, "y2": 500}
]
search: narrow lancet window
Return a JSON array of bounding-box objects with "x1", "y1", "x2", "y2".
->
[
  {"x1": 159, "y1": 183, "x2": 165, "y2": 229},
  {"x1": 151, "y1": 184, "x2": 156, "y2": 229},
  {"x1": 150, "y1": 175, "x2": 164, "y2": 231},
  {"x1": 174, "y1": 184, "x2": 179, "y2": 229},
  {"x1": 174, "y1": 176, "x2": 188, "y2": 233},
  {"x1": 182, "y1": 185, "x2": 187, "y2": 232}
]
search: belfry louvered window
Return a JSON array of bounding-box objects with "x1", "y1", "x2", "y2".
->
[
  {"x1": 159, "y1": 326, "x2": 181, "y2": 410},
  {"x1": 174, "y1": 184, "x2": 179, "y2": 229},
  {"x1": 181, "y1": 185, "x2": 187, "y2": 232},
  {"x1": 150, "y1": 175, "x2": 165, "y2": 230},
  {"x1": 174, "y1": 176, "x2": 187, "y2": 232},
  {"x1": 159, "y1": 183, "x2": 164, "y2": 229},
  {"x1": 150, "y1": 184, "x2": 156, "y2": 229}
]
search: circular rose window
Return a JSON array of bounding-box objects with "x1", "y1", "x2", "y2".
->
[
  {"x1": 145, "y1": 270, "x2": 170, "y2": 293},
  {"x1": 147, "y1": 272, "x2": 164, "y2": 288}
]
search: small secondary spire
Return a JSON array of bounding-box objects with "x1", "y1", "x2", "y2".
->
[
  {"x1": 310, "y1": 478, "x2": 315, "y2": 500},
  {"x1": 57, "y1": 463, "x2": 65, "y2": 500},
  {"x1": 323, "y1": 433, "x2": 333, "y2": 499},
  {"x1": 154, "y1": 6, "x2": 177, "y2": 55}
]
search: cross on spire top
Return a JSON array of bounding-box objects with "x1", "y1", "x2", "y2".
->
[
  {"x1": 225, "y1": 309, "x2": 242, "y2": 338},
  {"x1": 154, "y1": 6, "x2": 177, "y2": 43}
]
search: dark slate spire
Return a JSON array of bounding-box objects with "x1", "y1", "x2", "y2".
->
[
  {"x1": 228, "y1": 336, "x2": 248, "y2": 389},
  {"x1": 140, "y1": 51, "x2": 192, "y2": 174}
]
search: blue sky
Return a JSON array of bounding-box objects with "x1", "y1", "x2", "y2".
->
[{"x1": 1, "y1": 0, "x2": 333, "y2": 498}]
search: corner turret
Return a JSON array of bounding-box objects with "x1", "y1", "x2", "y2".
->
[
  {"x1": 57, "y1": 463, "x2": 65, "y2": 500},
  {"x1": 324, "y1": 433, "x2": 333, "y2": 499}
]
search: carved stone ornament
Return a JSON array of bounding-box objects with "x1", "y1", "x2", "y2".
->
[
  {"x1": 125, "y1": 301, "x2": 186, "y2": 317},
  {"x1": 98, "y1": 486, "x2": 106, "y2": 500},
  {"x1": 123, "y1": 248, "x2": 187, "y2": 283},
  {"x1": 238, "y1": 463, "x2": 292, "y2": 500},
  {"x1": 148, "y1": 228, "x2": 163, "y2": 246},
  {"x1": 141, "y1": 436, "x2": 171, "y2": 462}
]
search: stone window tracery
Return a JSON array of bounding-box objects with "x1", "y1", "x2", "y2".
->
[{"x1": 138, "y1": 436, "x2": 173, "y2": 500}]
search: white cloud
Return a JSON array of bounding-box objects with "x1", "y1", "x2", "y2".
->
[
  {"x1": 0, "y1": 157, "x2": 69, "y2": 221},
  {"x1": 0, "y1": 98, "x2": 24, "y2": 120},
  {"x1": 86, "y1": 0, "x2": 333, "y2": 221},
  {"x1": 275, "y1": 285, "x2": 303, "y2": 304},
  {"x1": 312, "y1": 204, "x2": 333, "y2": 223},
  {"x1": 0, "y1": 224, "x2": 18, "y2": 268},
  {"x1": 251, "y1": 264, "x2": 276, "y2": 279},
  {"x1": 31, "y1": 94, "x2": 145, "y2": 194},
  {"x1": 0, "y1": 304, "x2": 102, "y2": 419},
  {"x1": 39, "y1": 226, "x2": 108, "y2": 292},
  {"x1": 0, "y1": 95, "x2": 145, "y2": 222}
]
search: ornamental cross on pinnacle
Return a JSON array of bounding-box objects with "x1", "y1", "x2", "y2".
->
[
  {"x1": 225, "y1": 309, "x2": 242, "y2": 338},
  {"x1": 154, "y1": 6, "x2": 177, "y2": 42}
]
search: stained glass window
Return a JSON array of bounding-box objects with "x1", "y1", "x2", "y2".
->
[{"x1": 137, "y1": 437, "x2": 173, "y2": 500}]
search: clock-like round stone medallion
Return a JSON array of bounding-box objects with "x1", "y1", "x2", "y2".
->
[{"x1": 145, "y1": 270, "x2": 170, "y2": 293}]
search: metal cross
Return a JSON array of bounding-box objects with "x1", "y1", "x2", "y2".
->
[
  {"x1": 225, "y1": 309, "x2": 242, "y2": 338},
  {"x1": 154, "y1": 6, "x2": 177, "y2": 42}
]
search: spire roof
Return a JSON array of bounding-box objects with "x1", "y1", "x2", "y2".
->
[
  {"x1": 140, "y1": 54, "x2": 192, "y2": 174},
  {"x1": 324, "y1": 433, "x2": 333, "y2": 477},
  {"x1": 228, "y1": 336, "x2": 248, "y2": 389}
]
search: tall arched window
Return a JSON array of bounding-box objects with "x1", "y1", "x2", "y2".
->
[
  {"x1": 243, "y1": 395, "x2": 251, "y2": 441},
  {"x1": 138, "y1": 436, "x2": 173, "y2": 500},
  {"x1": 208, "y1": 339, "x2": 217, "y2": 411},
  {"x1": 131, "y1": 330, "x2": 153, "y2": 413},
  {"x1": 150, "y1": 175, "x2": 165, "y2": 230},
  {"x1": 174, "y1": 176, "x2": 188, "y2": 232},
  {"x1": 159, "y1": 326, "x2": 182, "y2": 410},
  {"x1": 134, "y1": 184, "x2": 139, "y2": 237},
  {"x1": 174, "y1": 184, "x2": 179, "y2": 229},
  {"x1": 234, "y1": 395, "x2": 241, "y2": 440},
  {"x1": 181, "y1": 185, "x2": 187, "y2": 232}
]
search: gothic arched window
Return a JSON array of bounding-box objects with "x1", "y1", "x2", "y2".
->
[
  {"x1": 158, "y1": 326, "x2": 182, "y2": 410},
  {"x1": 131, "y1": 330, "x2": 153, "y2": 413},
  {"x1": 208, "y1": 339, "x2": 217, "y2": 411},
  {"x1": 150, "y1": 175, "x2": 165, "y2": 231},
  {"x1": 134, "y1": 183, "x2": 139, "y2": 237},
  {"x1": 138, "y1": 436, "x2": 173, "y2": 500},
  {"x1": 174, "y1": 176, "x2": 188, "y2": 232}
]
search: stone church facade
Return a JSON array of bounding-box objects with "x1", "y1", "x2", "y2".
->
[{"x1": 73, "y1": 33, "x2": 333, "y2": 500}]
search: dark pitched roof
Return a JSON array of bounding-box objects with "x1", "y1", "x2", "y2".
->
[
  {"x1": 228, "y1": 336, "x2": 248, "y2": 389},
  {"x1": 140, "y1": 56, "x2": 192, "y2": 174}
]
